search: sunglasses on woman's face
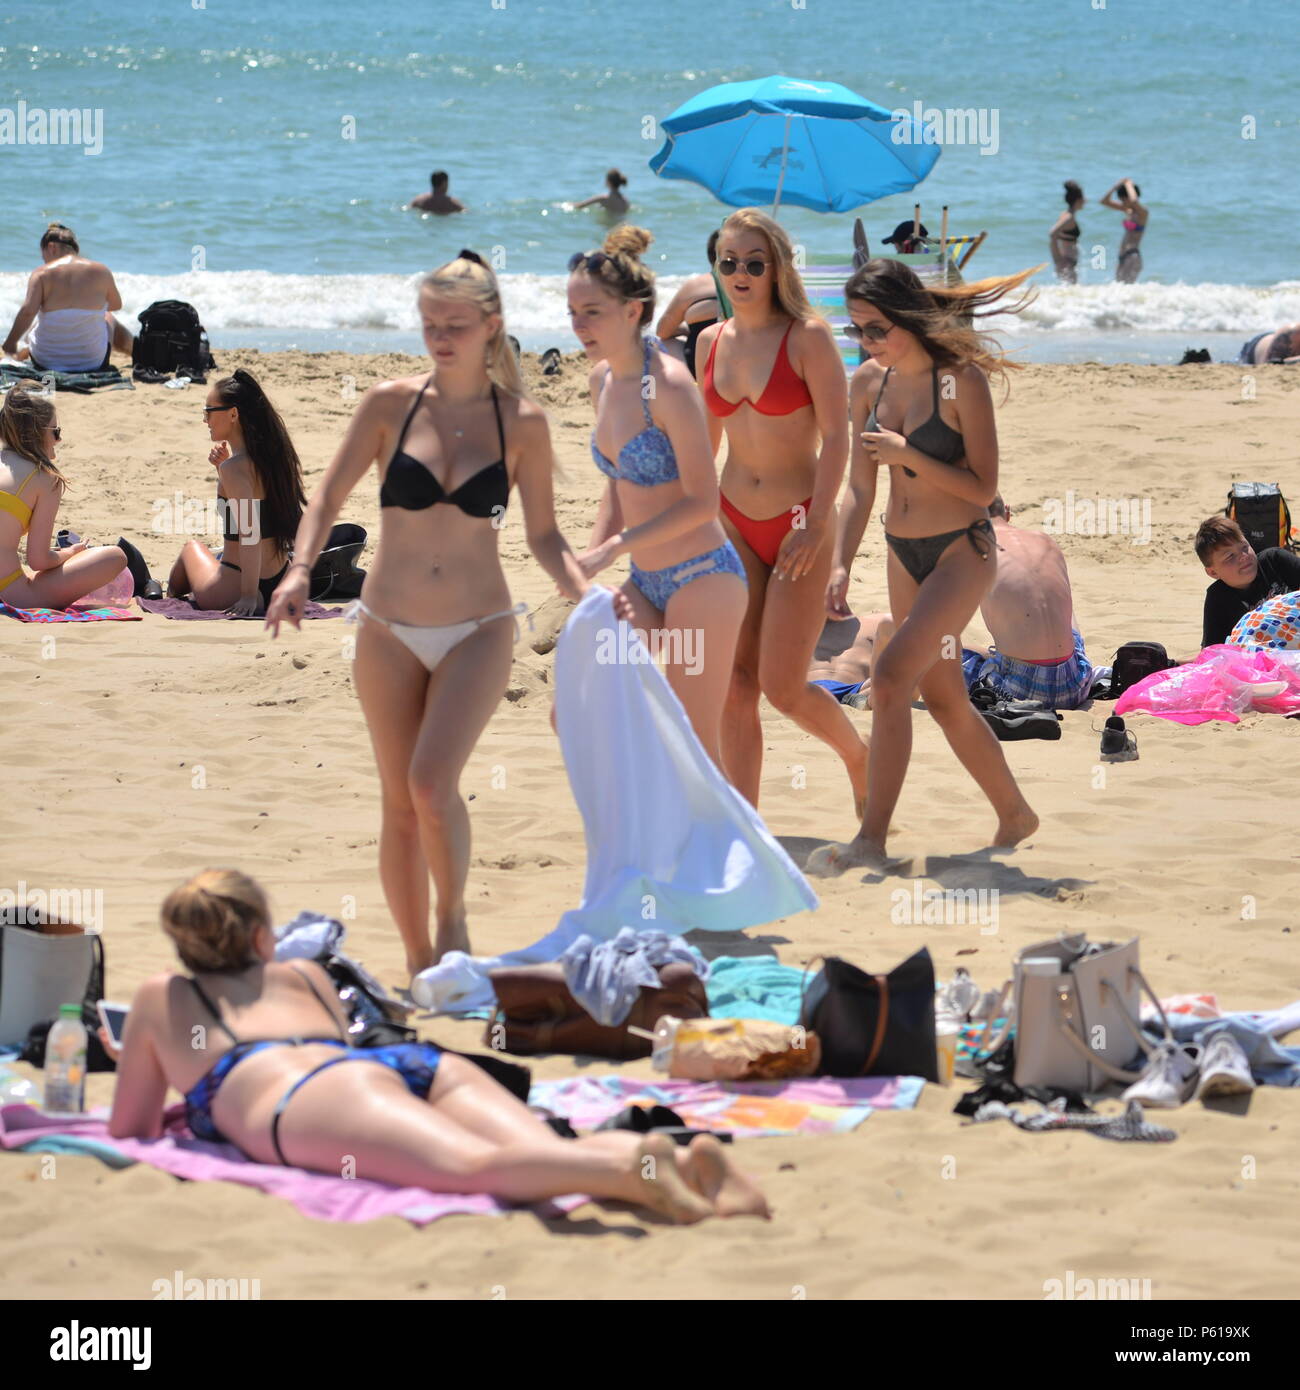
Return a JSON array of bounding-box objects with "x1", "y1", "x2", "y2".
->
[
  {"x1": 50, "y1": 426, "x2": 62, "y2": 441},
  {"x1": 845, "y1": 322, "x2": 894, "y2": 343},
  {"x1": 203, "y1": 404, "x2": 234, "y2": 414},
  {"x1": 716, "y1": 256, "x2": 769, "y2": 278}
]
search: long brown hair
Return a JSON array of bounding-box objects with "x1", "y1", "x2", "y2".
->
[
  {"x1": 0, "y1": 385, "x2": 69, "y2": 488},
  {"x1": 719, "y1": 208, "x2": 814, "y2": 322},
  {"x1": 843, "y1": 258, "x2": 1041, "y2": 385},
  {"x1": 210, "y1": 369, "x2": 306, "y2": 545}
]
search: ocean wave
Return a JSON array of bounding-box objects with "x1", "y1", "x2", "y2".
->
[{"x1": 2, "y1": 270, "x2": 1297, "y2": 343}]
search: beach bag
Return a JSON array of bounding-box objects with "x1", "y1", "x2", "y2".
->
[
  {"x1": 1225, "y1": 482, "x2": 1296, "y2": 554},
  {"x1": 3, "y1": 926, "x2": 115, "y2": 1072},
  {"x1": 977, "y1": 933, "x2": 1169, "y2": 1092},
  {"x1": 133, "y1": 300, "x2": 216, "y2": 378},
  {"x1": 1109, "y1": 641, "x2": 1174, "y2": 698},
  {"x1": 309, "y1": 523, "x2": 367, "y2": 601},
  {"x1": 799, "y1": 949, "x2": 940, "y2": 1081},
  {"x1": 485, "y1": 961, "x2": 709, "y2": 1060}
]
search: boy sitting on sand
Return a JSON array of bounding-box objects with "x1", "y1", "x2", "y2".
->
[{"x1": 1196, "y1": 516, "x2": 1300, "y2": 648}]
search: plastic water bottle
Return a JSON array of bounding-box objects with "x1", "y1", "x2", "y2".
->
[
  {"x1": 0, "y1": 1065, "x2": 39, "y2": 1107},
  {"x1": 43, "y1": 1004, "x2": 88, "y2": 1115}
]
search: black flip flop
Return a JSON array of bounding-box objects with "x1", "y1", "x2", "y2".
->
[{"x1": 981, "y1": 708, "x2": 1062, "y2": 742}]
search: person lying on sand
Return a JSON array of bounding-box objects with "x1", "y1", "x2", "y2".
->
[
  {"x1": 2, "y1": 223, "x2": 134, "y2": 371},
  {"x1": 1238, "y1": 323, "x2": 1300, "y2": 366},
  {"x1": 101, "y1": 869, "x2": 769, "y2": 1223},
  {"x1": 808, "y1": 611, "x2": 894, "y2": 710},
  {"x1": 958, "y1": 495, "x2": 1095, "y2": 710},
  {"x1": 1196, "y1": 515, "x2": 1300, "y2": 649},
  {"x1": 409, "y1": 170, "x2": 466, "y2": 215}
]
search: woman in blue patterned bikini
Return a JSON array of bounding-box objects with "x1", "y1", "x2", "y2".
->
[
  {"x1": 567, "y1": 226, "x2": 747, "y2": 771},
  {"x1": 104, "y1": 871, "x2": 768, "y2": 1221}
]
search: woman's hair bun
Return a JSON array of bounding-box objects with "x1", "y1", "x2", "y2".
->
[{"x1": 602, "y1": 225, "x2": 653, "y2": 262}]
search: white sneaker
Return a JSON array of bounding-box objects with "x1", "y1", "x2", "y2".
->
[
  {"x1": 1122, "y1": 1042, "x2": 1200, "y2": 1109},
  {"x1": 1195, "y1": 1032, "x2": 1255, "y2": 1100}
]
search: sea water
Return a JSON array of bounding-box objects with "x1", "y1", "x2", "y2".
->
[{"x1": 2, "y1": 0, "x2": 1296, "y2": 363}]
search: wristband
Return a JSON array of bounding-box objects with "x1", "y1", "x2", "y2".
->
[{"x1": 287, "y1": 562, "x2": 312, "y2": 575}]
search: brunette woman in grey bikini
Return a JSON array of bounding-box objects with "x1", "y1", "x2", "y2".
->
[
  {"x1": 812, "y1": 259, "x2": 1040, "y2": 872},
  {"x1": 266, "y1": 252, "x2": 618, "y2": 980}
]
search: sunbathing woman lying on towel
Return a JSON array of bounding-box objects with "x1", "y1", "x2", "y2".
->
[{"x1": 103, "y1": 870, "x2": 769, "y2": 1222}]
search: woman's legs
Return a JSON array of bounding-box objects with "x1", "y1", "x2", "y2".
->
[
  {"x1": 406, "y1": 616, "x2": 515, "y2": 962},
  {"x1": 167, "y1": 538, "x2": 239, "y2": 607},
  {"x1": 810, "y1": 537, "x2": 1034, "y2": 871},
  {"x1": 352, "y1": 621, "x2": 435, "y2": 975},
  {"x1": 755, "y1": 533, "x2": 869, "y2": 819},
  {"x1": 662, "y1": 573, "x2": 747, "y2": 771},
  {"x1": 8, "y1": 545, "x2": 127, "y2": 609},
  {"x1": 271, "y1": 1056, "x2": 714, "y2": 1221},
  {"x1": 718, "y1": 518, "x2": 769, "y2": 805}
]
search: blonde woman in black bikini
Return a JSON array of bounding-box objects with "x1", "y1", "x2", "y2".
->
[
  {"x1": 265, "y1": 251, "x2": 612, "y2": 981},
  {"x1": 811, "y1": 259, "x2": 1040, "y2": 873}
]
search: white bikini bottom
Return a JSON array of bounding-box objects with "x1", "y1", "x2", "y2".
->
[{"x1": 346, "y1": 599, "x2": 529, "y2": 673}]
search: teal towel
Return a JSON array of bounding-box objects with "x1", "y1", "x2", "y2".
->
[{"x1": 705, "y1": 955, "x2": 811, "y2": 1024}]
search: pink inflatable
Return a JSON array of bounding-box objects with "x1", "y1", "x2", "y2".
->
[{"x1": 1115, "y1": 643, "x2": 1300, "y2": 724}]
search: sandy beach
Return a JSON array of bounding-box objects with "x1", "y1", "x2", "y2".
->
[{"x1": 2, "y1": 352, "x2": 1298, "y2": 1301}]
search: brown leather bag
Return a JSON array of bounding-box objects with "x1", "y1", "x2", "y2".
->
[{"x1": 484, "y1": 961, "x2": 709, "y2": 1060}]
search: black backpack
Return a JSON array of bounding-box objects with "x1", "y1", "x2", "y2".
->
[
  {"x1": 133, "y1": 300, "x2": 216, "y2": 378},
  {"x1": 1225, "y1": 482, "x2": 1296, "y2": 555},
  {"x1": 1109, "y1": 641, "x2": 1174, "y2": 698}
]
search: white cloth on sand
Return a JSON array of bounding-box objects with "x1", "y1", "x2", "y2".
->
[{"x1": 410, "y1": 587, "x2": 817, "y2": 1012}]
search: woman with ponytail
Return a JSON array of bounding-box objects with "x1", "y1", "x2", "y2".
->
[
  {"x1": 811, "y1": 259, "x2": 1040, "y2": 872},
  {"x1": 694, "y1": 208, "x2": 867, "y2": 815},
  {"x1": 1049, "y1": 181, "x2": 1085, "y2": 283},
  {"x1": 103, "y1": 869, "x2": 768, "y2": 1222},
  {"x1": 167, "y1": 368, "x2": 307, "y2": 615},
  {"x1": 265, "y1": 252, "x2": 599, "y2": 980},
  {"x1": 567, "y1": 225, "x2": 747, "y2": 768}
]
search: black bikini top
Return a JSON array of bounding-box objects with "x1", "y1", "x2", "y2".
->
[
  {"x1": 379, "y1": 377, "x2": 509, "y2": 518},
  {"x1": 867, "y1": 365, "x2": 966, "y2": 479}
]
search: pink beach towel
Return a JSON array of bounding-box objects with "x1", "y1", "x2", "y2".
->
[
  {"x1": 0, "y1": 1103, "x2": 584, "y2": 1226},
  {"x1": 1, "y1": 599, "x2": 142, "y2": 623},
  {"x1": 137, "y1": 597, "x2": 343, "y2": 621},
  {"x1": 1115, "y1": 644, "x2": 1300, "y2": 724}
]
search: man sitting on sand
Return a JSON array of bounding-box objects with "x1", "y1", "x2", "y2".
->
[
  {"x1": 408, "y1": 171, "x2": 465, "y2": 215},
  {"x1": 960, "y1": 495, "x2": 1095, "y2": 709},
  {"x1": 808, "y1": 612, "x2": 894, "y2": 710},
  {"x1": 1196, "y1": 515, "x2": 1300, "y2": 648},
  {"x1": 1238, "y1": 322, "x2": 1300, "y2": 366},
  {"x1": 2, "y1": 223, "x2": 134, "y2": 372}
]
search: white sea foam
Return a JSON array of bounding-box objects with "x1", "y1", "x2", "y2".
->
[{"x1": 2, "y1": 271, "x2": 1296, "y2": 349}]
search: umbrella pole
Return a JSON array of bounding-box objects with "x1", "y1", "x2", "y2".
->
[{"x1": 771, "y1": 114, "x2": 793, "y2": 216}]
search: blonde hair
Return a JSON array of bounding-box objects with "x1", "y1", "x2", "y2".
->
[
  {"x1": 160, "y1": 869, "x2": 270, "y2": 974},
  {"x1": 719, "y1": 209, "x2": 815, "y2": 323},
  {"x1": 0, "y1": 385, "x2": 68, "y2": 489},
  {"x1": 570, "y1": 225, "x2": 657, "y2": 328},
  {"x1": 419, "y1": 251, "x2": 525, "y2": 397},
  {"x1": 843, "y1": 258, "x2": 1041, "y2": 387}
]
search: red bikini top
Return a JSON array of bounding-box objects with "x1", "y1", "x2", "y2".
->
[{"x1": 702, "y1": 322, "x2": 813, "y2": 417}]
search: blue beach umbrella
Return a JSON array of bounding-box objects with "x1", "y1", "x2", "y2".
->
[{"x1": 649, "y1": 75, "x2": 940, "y2": 214}]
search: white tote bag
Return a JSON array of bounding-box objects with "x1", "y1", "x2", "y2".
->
[{"x1": 0, "y1": 925, "x2": 99, "y2": 1048}]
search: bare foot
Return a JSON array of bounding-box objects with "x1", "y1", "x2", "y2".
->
[
  {"x1": 630, "y1": 1136, "x2": 713, "y2": 1224},
  {"x1": 681, "y1": 1135, "x2": 771, "y2": 1219},
  {"x1": 992, "y1": 806, "x2": 1039, "y2": 850},
  {"x1": 805, "y1": 836, "x2": 890, "y2": 878},
  {"x1": 433, "y1": 915, "x2": 471, "y2": 964}
]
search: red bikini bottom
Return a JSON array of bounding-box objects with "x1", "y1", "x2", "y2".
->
[{"x1": 720, "y1": 493, "x2": 814, "y2": 568}]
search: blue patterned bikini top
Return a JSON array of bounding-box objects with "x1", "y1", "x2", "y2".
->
[{"x1": 590, "y1": 338, "x2": 679, "y2": 487}]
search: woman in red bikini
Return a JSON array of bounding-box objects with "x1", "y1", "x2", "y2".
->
[
  {"x1": 696, "y1": 208, "x2": 866, "y2": 814},
  {"x1": 811, "y1": 258, "x2": 1039, "y2": 873}
]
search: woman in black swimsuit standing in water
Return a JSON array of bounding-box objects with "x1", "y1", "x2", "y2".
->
[
  {"x1": 1049, "y1": 180, "x2": 1085, "y2": 284},
  {"x1": 813, "y1": 259, "x2": 1040, "y2": 872}
]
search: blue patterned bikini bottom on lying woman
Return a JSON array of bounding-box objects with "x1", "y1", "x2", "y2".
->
[{"x1": 629, "y1": 540, "x2": 747, "y2": 610}]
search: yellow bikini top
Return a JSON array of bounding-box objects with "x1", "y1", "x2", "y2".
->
[{"x1": 0, "y1": 468, "x2": 39, "y2": 535}]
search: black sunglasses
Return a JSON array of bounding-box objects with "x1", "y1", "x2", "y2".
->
[
  {"x1": 716, "y1": 256, "x2": 769, "y2": 278},
  {"x1": 568, "y1": 251, "x2": 611, "y2": 274},
  {"x1": 203, "y1": 404, "x2": 235, "y2": 414},
  {"x1": 844, "y1": 322, "x2": 894, "y2": 343},
  {"x1": 51, "y1": 425, "x2": 62, "y2": 441}
]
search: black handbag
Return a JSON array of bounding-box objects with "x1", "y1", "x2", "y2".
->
[{"x1": 800, "y1": 948, "x2": 940, "y2": 1082}]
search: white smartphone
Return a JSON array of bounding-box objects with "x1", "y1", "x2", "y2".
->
[{"x1": 96, "y1": 1000, "x2": 130, "y2": 1048}]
